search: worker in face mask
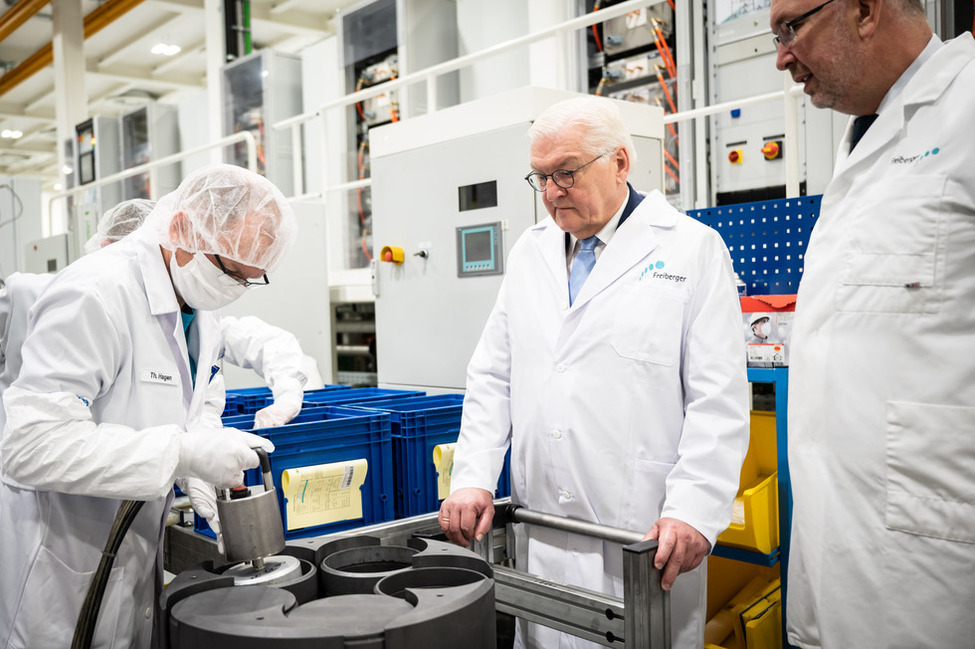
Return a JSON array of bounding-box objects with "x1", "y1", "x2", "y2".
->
[
  {"x1": 83, "y1": 197, "x2": 317, "y2": 432},
  {"x1": 0, "y1": 163, "x2": 297, "y2": 649}
]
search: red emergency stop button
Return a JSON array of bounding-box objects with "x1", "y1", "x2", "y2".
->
[
  {"x1": 380, "y1": 245, "x2": 405, "y2": 265},
  {"x1": 728, "y1": 149, "x2": 743, "y2": 164},
  {"x1": 761, "y1": 141, "x2": 782, "y2": 160}
]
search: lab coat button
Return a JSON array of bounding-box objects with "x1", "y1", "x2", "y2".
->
[
  {"x1": 144, "y1": 607, "x2": 151, "y2": 619},
  {"x1": 556, "y1": 363, "x2": 567, "y2": 373},
  {"x1": 552, "y1": 430, "x2": 562, "y2": 439}
]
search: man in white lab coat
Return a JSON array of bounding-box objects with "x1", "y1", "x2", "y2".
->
[
  {"x1": 439, "y1": 96, "x2": 750, "y2": 648},
  {"x1": 0, "y1": 164, "x2": 297, "y2": 649},
  {"x1": 1, "y1": 199, "x2": 313, "y2": 433},
  {"x1": 770, "y1": 0, "x2": 975, "y2": 646}
]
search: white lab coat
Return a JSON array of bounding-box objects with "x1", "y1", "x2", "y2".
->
[
  {"x1": 0, "y1": 230, "x2": 222, "y2": 649},
  {"x1": 452, "y1": 189, "x2": 750, "y2": 649},
  {"x1": 786, "y1": 33, "x2": 975, "y2": 649},
  {"x1": 0, "y1": 272, "x2": 55, "y2": 433}
]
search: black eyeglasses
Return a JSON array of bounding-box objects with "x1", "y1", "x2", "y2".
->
[
  {"x1": 525, "y1": 152, "x2": 608, "y2": 192},
  {"x1": 214, "y1": 254, "x2": 269, "y2": 287},
  {"x1": 772, "y1": 0, "x2": 836, "y2": 48}
]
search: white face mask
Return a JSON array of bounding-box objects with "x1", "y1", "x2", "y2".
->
[
  {"x1": 169, "y1": 251, "x2": 247, "y2": 310},
  {"x1": 759, "y1": 321, "x2": 772, "y2": 337}
]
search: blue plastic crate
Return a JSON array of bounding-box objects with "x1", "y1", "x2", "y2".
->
[
  {"x1": 221, "y1": 404, "x2": 337, "y2": 429},
  {"x1": 195, "y1": 406, "x2": 394, "y2": 540},
  {"x1": 349, "y1": 394, "x2": 511, "y2": 518},
  {"x1": 301, "y1": 387, "x2": 426, "y2": 408},
  {"x1": 223, "y1": 384, "x2": 353, "y2": 416}
]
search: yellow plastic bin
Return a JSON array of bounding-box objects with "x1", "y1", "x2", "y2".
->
[{"x1": 717, "y1": 472, "x2": 780, "y2": 554}]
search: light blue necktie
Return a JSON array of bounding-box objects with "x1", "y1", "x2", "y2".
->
[{"x1": 568, "y1": 235, "x2": 599, "y2": 306}]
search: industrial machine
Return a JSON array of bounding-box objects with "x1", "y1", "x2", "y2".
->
[
  {"x1": 222, "y1": 50, "x2": 303, "y2": 197},
  {"x1": 119, "y1": 101, "x2": 180, "y2": 200},
  {"x1": 71, "y1": 116, "x2": 122, "y2": 261},
  {"x1": 162, "y1": 503, "x2": 670, "y2": 648},
  {"x1": 369, "y1": 86, "x2": 664, "y2": 393}
]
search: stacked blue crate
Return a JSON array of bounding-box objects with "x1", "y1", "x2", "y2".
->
[
  {"x1": 222, "y1": 384, "x2": 352, "y2": 416},
  {"x1": 198, "y1": 406, "x2": 394, "y2": 540},
  {"x1": 349, "y1": 394, "x2": 512, "y2": 519},
  {"x1": 301, "y1": 387, "x2": 425, "y2": 409}
]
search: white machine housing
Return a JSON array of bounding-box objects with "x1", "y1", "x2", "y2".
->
[{"x1": 370, "y1": 86, "x2": 664, "y2": 393}]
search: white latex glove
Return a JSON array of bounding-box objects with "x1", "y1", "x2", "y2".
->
[
  {"x1": 253, "y1": 395, "x2": 302, "y2": 429},
  {"x1": 177, "y1": 428, "x2": 275, "y2": 489},
  {"x1": 177, "y1": 476, "x2": 225, "y2": 554}
]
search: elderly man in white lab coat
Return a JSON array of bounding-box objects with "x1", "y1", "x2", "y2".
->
[
  {"x1": 439, "y1": 96, "x2": 750, "y2": 649},
  {"x1": 0, "y1": 164, "x2": 297, "y2": 649},
  {"x1": 770, "y1": 0, "x2": 975, "y2": 646}
]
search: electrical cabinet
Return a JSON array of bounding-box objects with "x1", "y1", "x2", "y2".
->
[
  {"x1": 120, "y1": 101, "x2": 180, "y2": 200},
  {"x1": 222, "y1": 50, "x2": 303, "y2": 196},
  {"x1": 72, "y1": 116, "x2": 121, "y2": 261}
]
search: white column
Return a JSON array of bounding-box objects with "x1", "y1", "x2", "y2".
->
[
  {"x1": 527, "y1": 0, "x2": 582, "y2": 92},
  {"x1": 51, "y1": 0, "x2": 87, "y2": 218},
  {"x1": 205, "y1": 0, "x2": 226, "y2": 163}
]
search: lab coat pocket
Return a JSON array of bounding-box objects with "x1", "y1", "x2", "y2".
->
[
  {"x1": 12, "y1": 544, "x2": 125, "y2": 648},
  {"x1": 885, "y1": 401, "x2": 975, "y2": 543},
  {"x1": 611, "y1": 284, "x2": 684, "y2": 366},
  {"x1": 626, "y1": 458, "x2": 673, "y2": 532},
  {"x1": 837, "y1": 175, "x2": 946, "y2": 314}
]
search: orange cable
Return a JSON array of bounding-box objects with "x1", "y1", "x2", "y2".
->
[
  {"x1": 664, "y1": 162, "x2": 680, "y2": 185},
  {"x1": 592, "y1": 2, "x2": 603, "y2": 51},
  {"x1": 655, "y1": 69, "x2": 678, "y2": 114},
  {"x1": 664, "y1": 148, "x2": 680, "y2": 171}
]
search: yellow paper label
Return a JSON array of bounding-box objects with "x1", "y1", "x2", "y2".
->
[
  {"x1": 433, "y1": 443, "x2": 456, "y2": 500},
  {"x1": 281, "y1": 459, "x2": 368, "y2": 531}
]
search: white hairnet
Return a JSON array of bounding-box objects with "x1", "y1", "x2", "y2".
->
[
  {"x1": 83, "y1": 198, "x2": 156, "y2": 254},
  {"x1": 143, "y1": 164, "x2": 297, "y2": 273}
]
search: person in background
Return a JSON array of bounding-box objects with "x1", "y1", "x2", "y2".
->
[
  {"x1": 770, "y1": 0, "x2": 975, "y2": 646},
  {"x1": 0, "y1": 163, "x2": 297, "y2": 649},
  {"x1": 438, "y1": 95, "x2": 749, "y2": 649}
]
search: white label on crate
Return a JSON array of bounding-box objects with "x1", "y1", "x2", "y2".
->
[
  {"x1": 747, "y1": 343, "x2": 788, "y2": 365},
  {"x1": 433, "y1": 443, "x2": 457, "y2": 501},
  {"x1": 281, "y1": 459, "x2": 368, "y2": 531}
]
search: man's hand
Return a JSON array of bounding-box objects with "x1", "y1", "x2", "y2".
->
[
  {"x1": 643, "y1": 517, "x2": 710, "y2": 591},
  {"x1": 438, "y1": 487, "x2": 495, "y2": 547}
]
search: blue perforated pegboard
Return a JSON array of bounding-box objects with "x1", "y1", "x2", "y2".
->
[{"x1": 688, "y1": 195, "x2": 822, "y2": 295}]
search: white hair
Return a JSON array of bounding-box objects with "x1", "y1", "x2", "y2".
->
[{"x1": 528, "y1": 95, "x2": 637, "y2": 166}]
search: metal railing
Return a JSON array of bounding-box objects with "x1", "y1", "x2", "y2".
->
[
  {"x1": 272, "y1": 0, "x2": 804, "y2": 207},
  {"x1": 46, "y1": 131, "x2": 257, "y2": 234},
  {"x1": 274, "y1": 0, "x2": 668, "y2": 201}
]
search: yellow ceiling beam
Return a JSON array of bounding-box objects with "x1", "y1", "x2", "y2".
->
[
  {"x1": 0, "y1": 0, "x2": 50, "y2": 43},
  {"x1": 0, "y1": 0, "x2": 147, "y2": 98}
]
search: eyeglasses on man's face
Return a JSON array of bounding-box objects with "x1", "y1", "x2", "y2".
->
[
  {"x1": 214, "y1": 254, "x2": 269, "y2": 287},
  {"x1": 524, "y1": 152, "x2": 608, "y2": 192},
  {"x1": 772, "y1": 0, "x2": 836, "y2": 48}
]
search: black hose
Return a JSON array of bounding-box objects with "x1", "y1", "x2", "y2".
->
[{"x1": 71, "y1": 499, "x2": 145, "y2": 649}]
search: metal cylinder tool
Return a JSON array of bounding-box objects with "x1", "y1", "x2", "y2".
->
[{"x1": 216, "y1": 448, "x2": 286, "y2": 572}]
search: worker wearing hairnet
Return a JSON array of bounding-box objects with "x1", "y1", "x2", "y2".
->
[
  {"x1": 0, "y1": 164, "x2": 297, "y2": 649},
  {"x1": 86, "y1": 196, "x2": 314, "y2": 431},
  {"x1": 83, "y1": 197, "x2": 156, "y2": 253},
  {"x1": 3, "y1": 196, "x2": 312, "y2": 432}
]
